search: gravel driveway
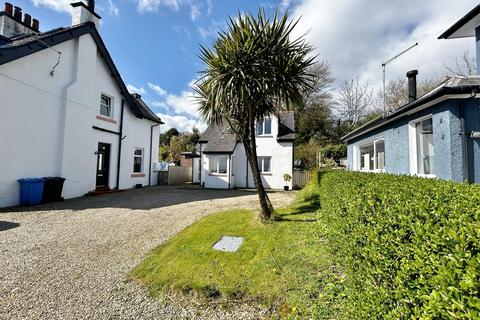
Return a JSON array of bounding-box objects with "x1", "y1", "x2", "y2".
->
[{"x1": 0, "y1": 186, "x2": 294, "y2": 320}]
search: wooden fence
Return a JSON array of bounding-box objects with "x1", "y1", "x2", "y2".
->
[
  {"x1": 292, "y1": 170, "x2": 311, "y2": 189},
  {"x1": 168, "y1": 166, "x2": 192, "y2": 185}
]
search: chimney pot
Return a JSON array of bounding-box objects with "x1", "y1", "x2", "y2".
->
[
  {"x1": 4, "y1": 2, "x2": 13, "y2": 16},
  {"x1": 13, "y1": 5, "x2": 21, "y2": 21},
  {"x1": 23, "y1": 13, "x2": 31, "y2": 27},
  {"x1": 87, "y1": 0, "x2": 95, "y2": 11},
  {"x1": 32, "y1": 18, "x2": 39, "y2": 31},
  {"x1": 406, "y1": 70, "x2": 418, "y2": 103}
]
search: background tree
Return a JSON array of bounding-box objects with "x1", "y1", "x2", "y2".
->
[
  {"x1": 336, "y1": 77, "x2": 373, "y2": 125},
  {"x1": 159, "y1": 128, "x2": 179, "y2": 147},
  {"x1": 374, "y1": 77, "x2": 439, "y2": 113},
  {"x1": 295, "y1": 62, "x2": 335, "y2": 144},
  {"x1": 445, "y1": 50, "x2": 476, "y2": 76},
  {"x1": 195, "y1": 9, "x2": 315, "y2": 221},
  {"x1": 158, "y1": 127, "x2": 199, "y2": 163}
]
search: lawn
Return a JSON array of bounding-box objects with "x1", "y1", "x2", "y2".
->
[{"x1": 131, "y1": 199, "x2": 344, "y2": 318}]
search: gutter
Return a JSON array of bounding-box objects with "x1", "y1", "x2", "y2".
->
[
  {"x1": 149, "y1": 122, "x2": 160, "y2": 186},
  {"x1": 342, "y1": 91, "x2": 475, "y2": 142},
  {"x1": 115, "y1": 99, "x2": 125, "y2": 189}
]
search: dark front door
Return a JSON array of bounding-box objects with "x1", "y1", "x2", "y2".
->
[{"x1": 96, "y1": 143, "x2": 111, "y2": 189}]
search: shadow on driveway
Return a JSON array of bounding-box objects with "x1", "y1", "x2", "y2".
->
[
  {"x1": 0, "y1": 186, "x2": 281, "y2": 213},
  {"x1": 0, "y1": 221, "x2": 20, "y2": 231}
]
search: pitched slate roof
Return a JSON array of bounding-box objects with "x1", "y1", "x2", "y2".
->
[
  {"x1": 199, "y1": 112, "x2": 295, "y2": 153},
  {"x1": 0, "y1": 22, "x2": 162, "y2": 124},
  {"x1": 200, "y1": 123, "x2": 238, "y2": 154},
  {"x1": 342, "y1": 76, "x2": 480, "y2": 142},
  {"x1": 277, "y1": 111, "x2": 295, "y2": 141}
]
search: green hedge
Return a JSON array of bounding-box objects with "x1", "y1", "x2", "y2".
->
[{"x1": 305, "y1": 171, "x2": 480, "y2": 319}]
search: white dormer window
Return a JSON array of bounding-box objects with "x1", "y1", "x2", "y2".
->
[
  {"x1": 100, "y1": 94, "x2": 112, "y2": 118},
  {"x1": 256, "y1": 118, "x2": 272, "y2": 136}
]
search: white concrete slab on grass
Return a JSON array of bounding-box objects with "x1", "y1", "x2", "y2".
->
[{"x1": 212, "y1": 236, "x2": 244, "y2": 252}]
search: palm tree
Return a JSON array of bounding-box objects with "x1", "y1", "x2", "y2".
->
[{"x1": 195, "y1": 9, "x2": 315, "y2": 221}]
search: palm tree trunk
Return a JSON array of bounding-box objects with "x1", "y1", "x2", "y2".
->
[{"x1": 243, "y1": 120, "x2": 274, "y2": 221}]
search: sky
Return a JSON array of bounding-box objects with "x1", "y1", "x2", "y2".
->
[{"x1": 12, "y1": 0, "x2": 478, "y2": 132}]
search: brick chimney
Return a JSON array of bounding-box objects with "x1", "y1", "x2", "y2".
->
[
  {"x1": 0, "y1": 2, "x2": 38, "y2": 37},
  {"x1": 71, "y1": 0, "x2": 101, "y2": 28}
]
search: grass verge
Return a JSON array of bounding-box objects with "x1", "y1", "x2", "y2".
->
[{"x1": 131, "y1": 200, "x2": 343, "y2": 318}]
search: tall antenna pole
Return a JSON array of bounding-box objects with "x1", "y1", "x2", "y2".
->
[{"x1": 382, "y1": 42, "x2": 418, "y2": 115}]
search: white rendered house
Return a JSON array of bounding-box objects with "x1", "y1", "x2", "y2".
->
[
  {"x1": 195, "y1": 112, "x2": 294, "y2": 189},
  {"x1": 0, "y1": 1, "x2": 162, "y2": 207}
]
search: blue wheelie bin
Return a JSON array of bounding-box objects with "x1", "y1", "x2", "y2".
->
[{"x1": 18, "y1": 178, "x2": 46, "y2": 206}]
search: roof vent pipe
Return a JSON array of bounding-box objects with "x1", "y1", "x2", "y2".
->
[
  {"x1": 4, "y1": 2, "x2": 13, "y2": 16},
  {"x1": 23, "y1": 13, "x2": 31, "y2": 27},
  {"x1": 32, "y1": 18, "x2": 39, "y2": 31},
  {"x1": 407, "y1": 69, "x2": 418, "y2": 103},
  {"x1": 13, "y1": 5, "x2": 21, "y2": 21}
]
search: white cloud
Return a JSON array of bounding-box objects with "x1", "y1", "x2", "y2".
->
[
  {"x1": 126, "y1": 84, "x2": 146, "y2": 95},
  {"x1": 280, "y1": 0, "x2": 291, "y2": 10},
  {"x1": 147, "y1": 82, "x2": 167, "y2": 96},
  {"x1": 157, "y1": 113, "x2": 206, "y2": 132},
  {"x1": 107, "y1": 0, "x2": 119, "y2": 16},
  {"x1": 163, "y1": 90, "x2": 199, "y2": 117},
  {"x1": 189, "y1": 2, "x2": 200, "y2": 21},
  {"x1": 206, "y1": 0, "x2": 212, "y2": 15},
  {"x1": 136, "y1": 0, "x2": 204, "y2": 21},
  {"x1": 290, "y1": 0, "x2": 475, "y2": 93},
  {"x1": 31, "y1": 0, "x2": 71, "y2": 12},
  {"x1": 136, "y1": 0, "x2": 180, "y2": 12}
]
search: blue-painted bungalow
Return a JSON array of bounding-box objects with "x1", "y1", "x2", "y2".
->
[{"x1": 343, "y1": 4, "x2": 480, "y2": 184}]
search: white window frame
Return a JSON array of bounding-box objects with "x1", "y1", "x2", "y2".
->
[
  {"x1": 408, "y1": 114, "x2": 435, "y2": 178},
  {"x1": 100, "y1": 93, "x2": 113, "y2": 118},
  {"x1": 356, "y1": 138, "x2": 385, "y2": 173},
  {"x1": 256, "y1": 118, "x2": 272, "y2": 136},
  {"x1": 133, "y1": 148, "x2": 144, "y2": 173},
  {"x1": 209, "y1": 155, "x2": 228, "y2": 175},
  {"x1": 258, "y1": 156, "x2": 272, "y2": 173}
]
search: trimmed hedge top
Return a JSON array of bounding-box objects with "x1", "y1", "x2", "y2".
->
[{"x1": 305, "y1": 171, "x2": 480, "y2": 319}]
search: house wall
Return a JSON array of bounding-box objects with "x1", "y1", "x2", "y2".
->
[
  {"x1": 0, "y1": 33, "x2": 158, "y2": 207},
  {"x1": 202, "y1": 154, "x2": 231, "y2": 189},
  {"x1": 199, "y1": 116, "x2": 293, "y2": 190},
  {"x1": 232, "y1": 142, "x2": 293, "y2": 189},
  {"x1": 346, "y1": 99, "x2": 479, "y2": 183}
]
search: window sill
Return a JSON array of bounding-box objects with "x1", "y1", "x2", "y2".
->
[
  {"x1": 256, "y1": 135, "x2": 273, "y2": 138},
  {"x1": 260, "y1": 172, "x2": 272, "y2": 175},
  {"x1": 131, "y1": 173, "x2": 145, "y2": 177},
  {"x1": 209, "y1": 173, "x2": 228, "y2": 177},
  {"x1": 96, "y1": 115, "x2": 117, "y2": 124}
]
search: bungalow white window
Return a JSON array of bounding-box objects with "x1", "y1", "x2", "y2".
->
[
  {"x1": 359, "y1": 139, "x2": 384, "y2": 172},
  {"x1": 209, "y1": 155, "x2": 228, "y2": 174},
  {"x1": 133, "y1": 148, "x2": 144, "y2": 173},
  {"x1": 256, "y1": 118, "x2": 272, "y2": 135},
  {"x1": 258, "y1": 156, "x2": 272, "y2": 173},
  {"x1": 415, "y1": 117, "x2": 434, "y2": 175},
  {"x1": 100, "y1": 94, "x2": 112, "y2": 117}
]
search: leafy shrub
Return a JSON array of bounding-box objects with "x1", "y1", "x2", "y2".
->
[{"x1": 311, "y1": 171, "x2": 480, "y2": 319}]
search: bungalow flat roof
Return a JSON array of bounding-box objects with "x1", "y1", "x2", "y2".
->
[{"x1": 342, "y1": 76, "x2": 480, "y2": 142}]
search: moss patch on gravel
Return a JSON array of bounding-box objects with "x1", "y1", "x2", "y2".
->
[{"x1": 131, "y1": 201, "x2": 343, "y2": 318}]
